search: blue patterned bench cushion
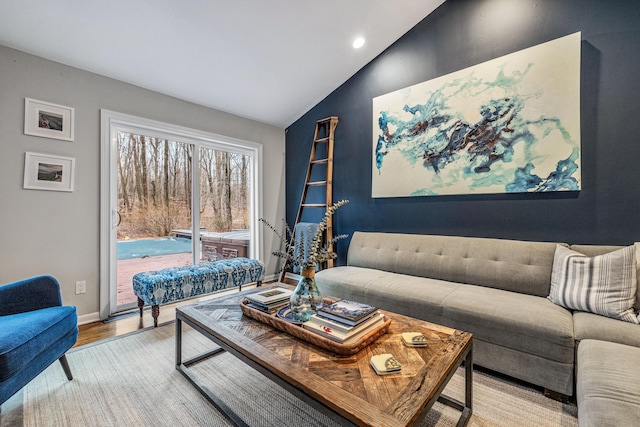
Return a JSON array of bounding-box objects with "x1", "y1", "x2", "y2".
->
[{"x1": 133, "y1": 257, "x2": 264, "y2": 307}]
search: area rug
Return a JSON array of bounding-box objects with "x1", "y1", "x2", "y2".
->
[{"x1": 1, "y1": 323, "x2": 578, "y2": 426}]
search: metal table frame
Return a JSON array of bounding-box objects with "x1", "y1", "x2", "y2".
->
[{"x1": 176, "y1": 309, "x2": 472, "y2": 427}]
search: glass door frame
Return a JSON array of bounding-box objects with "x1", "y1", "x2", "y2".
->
[{"x1": 100, "y1": 110, "x2": 263, "y2": 319}]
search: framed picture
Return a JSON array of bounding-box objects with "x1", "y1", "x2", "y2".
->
[
  {"x1": 372, "y1": 32, "x2": 581, "y2": 197},
  {"x1": 24, "y1": 98, "x2": 75, "y2": 141},
  {"x1": 23, "y1": 152, "x2": 76, "y2": 192}
]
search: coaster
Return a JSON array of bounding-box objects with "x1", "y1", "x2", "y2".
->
[
  {"x1": 402, "y1": 332, "x2": 428, "y2": 347},
  {"x1": 370, "y1": 353, "x2": 401, "y2": 375}
]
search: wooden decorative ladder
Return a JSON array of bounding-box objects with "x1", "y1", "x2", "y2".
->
[{"x1": 280, "y1": 116, "x2": 339, "y2": 283}]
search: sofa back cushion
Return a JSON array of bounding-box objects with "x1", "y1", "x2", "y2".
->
[{"x1": 347, "y1": 232, "x2": 560, "y2": 297}]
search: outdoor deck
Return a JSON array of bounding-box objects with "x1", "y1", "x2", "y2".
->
[{"x1": 117, "y1": 252, "x2": 193, "y2": 306}]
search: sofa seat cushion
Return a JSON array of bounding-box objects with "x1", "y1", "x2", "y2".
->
[
  {"x1": 442, "y1": 285, "x2": 574, "y2": 364},
  {"x1": 577, "y1": 339, "x2": 640, "y2": 427},
  {"x1": 573, "y1": 311, "x2": 640, "y2": 348},
  {"x1": 315, "y1": 266, "x2": 461, "y2": 324},
  {"x1": 0, "y1": 306, "x2": 77, "y2": 381}
]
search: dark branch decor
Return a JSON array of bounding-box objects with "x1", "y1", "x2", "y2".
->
[{"x1": 260, "y1": 199, "x2": 349, "y2": 272}]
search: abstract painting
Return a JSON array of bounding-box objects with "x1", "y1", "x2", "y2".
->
[{"x1": 372, "y1": 32, "x2": 581, "y2": 197}]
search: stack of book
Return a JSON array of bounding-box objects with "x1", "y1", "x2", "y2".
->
[
  {"x1": 245, "y1": 287, "x2": 293, "y2": 314},
  {"x1": 303, "y1": 299, "x2": 384, "y2": 343}
]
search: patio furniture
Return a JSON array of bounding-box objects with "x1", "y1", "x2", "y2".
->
[
  {"x1": 133, "y1": 257, "x2": 264, "y2": 326},
  {"x1": 0, "y1": 276, "x2": 78, "y2": 407},
  {"x1": 200, "y1": 230, "x2": 250, "y2": 261}
]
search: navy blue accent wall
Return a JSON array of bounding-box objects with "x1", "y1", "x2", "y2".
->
[{"x1": 285, "y1": 0, "x2": 640, "y2": 265}]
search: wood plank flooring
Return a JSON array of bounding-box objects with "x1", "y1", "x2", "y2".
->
[{"x1": 75, "y1": 284, "x2": 260, "y2": 347}]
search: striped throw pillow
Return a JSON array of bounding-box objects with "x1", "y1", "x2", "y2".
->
[
  {"x1": 635, "y1": 242, "x2": 640, "y2": 310},
  {"x1": 548, "y1": 244, "x2": 639, "y2": 324}
]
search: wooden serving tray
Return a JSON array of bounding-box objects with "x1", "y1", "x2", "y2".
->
[{"x1": 240, "y1": 300, "x2": 391, "y2": 356}]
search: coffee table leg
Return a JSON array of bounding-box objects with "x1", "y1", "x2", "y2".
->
[
  {"x1": 461, "y1": 345, "x2": 473, "y2": 426},
  {"x1": 175, "y1": 313, "x2": 249, "y2": 426},
  {"x1": 436, "y1": 342, "x2": 473, "y2": 427},
  {"x1": 176, "y1": 316, "x2": 183, "y2": 368}
]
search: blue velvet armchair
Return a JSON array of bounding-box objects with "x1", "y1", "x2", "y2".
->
[{"x1": 0, "y1": 275, "x2": 78, "y2": 407}]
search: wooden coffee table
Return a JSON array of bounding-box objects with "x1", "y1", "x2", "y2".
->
[{"x1": 176, "y1": 285, "x2": 473, "y2": 426}]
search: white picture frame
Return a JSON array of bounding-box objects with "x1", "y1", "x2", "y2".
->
[
  {"x1": 24, "y1": 98, "x2": 75, "y2": 141},
  {"x1": 23, "y1": 152, "x2": 76, "y2": 192}
]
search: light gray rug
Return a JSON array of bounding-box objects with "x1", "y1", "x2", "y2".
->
[{"x1": 1, "y1": 323, "x2": 578, "y2": 426}]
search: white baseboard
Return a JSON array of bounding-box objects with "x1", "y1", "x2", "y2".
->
[
  {"x1": 264, "y1": 273, "x2": 279, "y2": 283},
  {"x1": 78, "y1": 311, "x2": 101, "y2": 325}
]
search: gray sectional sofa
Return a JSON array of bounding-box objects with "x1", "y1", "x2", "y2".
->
[{"x1": 315, "y1": 232, "x2": 640, "y2": 425}]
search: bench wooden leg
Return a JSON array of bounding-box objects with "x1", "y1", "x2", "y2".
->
[
  {"x1": 137, "y1": 297, "x2": 144, "y2": 317},
  {"x1": 238, "y1": 280, "x2": 262, "y2": 292},
  {"x1": 152, "y1": 305, "x2": 159, "y2": 327}
]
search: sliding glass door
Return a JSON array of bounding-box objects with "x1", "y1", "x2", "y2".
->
[
  {"x1": 101, "y1": 111, "x2": 262, "y2": 318},
  {"x1": 115, "y1": 133, "x2": 194, "y2": 310}
]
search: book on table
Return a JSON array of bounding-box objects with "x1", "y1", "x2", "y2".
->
[
  {"x1": 245, "y1": 287, "x2": 292, "y2": 313},
  {"x1": 316, "y1": 299, "x2": 379, "y2": 326},
  {"x1": 303, "y1": 312, "x2": 385, "y2": 343},
  {"x1": 245, "y1": 300, "x2": 289, "y2": 314},
  {"x1": 245, "y1": 287, "x2": 293, "y2": 304},
  {"x1": 305, "y1": 311, "x2": 377, "y2": 334}
]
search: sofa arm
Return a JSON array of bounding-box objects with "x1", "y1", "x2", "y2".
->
[{"x1": 0, "y1": 275, "x2": 63, "y2": 316}]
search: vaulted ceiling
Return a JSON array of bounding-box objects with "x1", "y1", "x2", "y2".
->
[{"x1": 0, "y1": 0, "x2": 444, "y2": 128}]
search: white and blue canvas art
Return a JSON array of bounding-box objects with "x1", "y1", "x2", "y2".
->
[{"x1": 372, "y1": 32, "x2": 581, "y2": 197}]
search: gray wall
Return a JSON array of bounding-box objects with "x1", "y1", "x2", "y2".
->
[{"x1": 0, "y1": 45, "x2": 286, "y2": 320}]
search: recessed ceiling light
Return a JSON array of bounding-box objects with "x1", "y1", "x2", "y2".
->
[{"x1": 353, "y1": 37, "x2": 365, "y2": 49}]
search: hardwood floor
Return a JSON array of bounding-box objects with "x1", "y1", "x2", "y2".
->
[{"x1": 75, "y1": 284, "x2": 260, "y2": 347}]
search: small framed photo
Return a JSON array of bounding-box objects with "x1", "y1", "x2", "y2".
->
[
  {"x1": 23, "y1": 152, "x2": 76, "y2": 192},
  {"x1": 24, "y1": 98, "x2": 75, "y2": 141}
]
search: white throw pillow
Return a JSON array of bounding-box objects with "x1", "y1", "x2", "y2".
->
[{"x1": 548, "y1": 244, "x2": 639, "y2": 324}]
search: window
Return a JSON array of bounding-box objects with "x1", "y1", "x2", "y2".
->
[{"x1": 100, "y1": 111, "x2": 262, "y2": 317}]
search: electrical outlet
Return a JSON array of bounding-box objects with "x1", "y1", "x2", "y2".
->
[{"x1": 75, "y1": 280, "x2": 87, "y2": 295}]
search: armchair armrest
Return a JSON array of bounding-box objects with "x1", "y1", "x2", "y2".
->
[{"x1": 0, "y1": 275, "x2": 63, "y2": 316}]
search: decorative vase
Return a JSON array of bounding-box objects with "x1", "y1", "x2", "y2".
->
[{"x1": 290, "y1": 268, "x2": 323, "y2": 322}]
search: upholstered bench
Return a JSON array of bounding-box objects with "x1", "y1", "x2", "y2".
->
[
  {"x1": 133, "y1": 257, "x2": 264, "y2": 326},
  {"x1": 576, "y1": 339, "x2": 640, "y2": 426}
]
